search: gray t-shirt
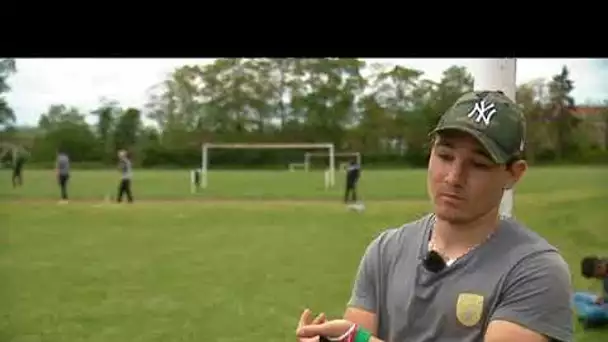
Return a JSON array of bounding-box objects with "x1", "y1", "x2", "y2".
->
[
  {"x1": 56, "y1": 154, "x2": 70, "y2": 175},
  {"x1": 119, "y1": 158, "x2": 132, "y2": 179},
  {"x1": 348, "y1": 213, "x2": 573, "y2": 342}
]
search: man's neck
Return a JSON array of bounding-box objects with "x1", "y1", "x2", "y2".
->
[{"x1": 432, "y1": 209, "x2": 500, "y2": 259}]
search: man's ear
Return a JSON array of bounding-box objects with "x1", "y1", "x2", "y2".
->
[{"x1": 506, "y1": 160, "x2": 527, "y2": 188}]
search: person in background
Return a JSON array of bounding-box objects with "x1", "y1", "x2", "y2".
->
[
  {"x1": 572, "y1": 256, "x2": 608, "y2": 326},
  {"x1": 12, "y1": 151, "x2": 25, "y2": 188},
  {"x1": 56, "y1": 150, "x2": 70, "y2": 202},
  {"x1": 581, "y1": 256, "x2": 608, "y2": 304},
  {"x1": 192, "y1": 168, "x2": 202, "y2": 193},
  {"x1": 116, "y1": 149, "x2": 134, "y2": 203},
  {"x1": 578, "y1": 256, "x2": 608, "y2": 304},
  {"x1": 344, "y1": 159, "x2": 361, "y2": 204}
]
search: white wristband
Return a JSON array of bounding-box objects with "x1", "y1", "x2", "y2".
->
[{"x1": 327, "y1": 323, "x2": 357, "y2": 342}]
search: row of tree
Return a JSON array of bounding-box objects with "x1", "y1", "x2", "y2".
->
[{"x1": 1, "y1": 58, "x2": 607, "y2": 169}]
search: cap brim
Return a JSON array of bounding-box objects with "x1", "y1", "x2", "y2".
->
[{"x1": 430, "y1": 126, "x2": 509, "y2": 164}]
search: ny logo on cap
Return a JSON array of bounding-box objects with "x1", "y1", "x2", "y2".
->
[{"x1": 467, "y1": 100, "x2": 497, "y2": 126}]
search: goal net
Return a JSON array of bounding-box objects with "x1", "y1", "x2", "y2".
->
[
  {"x1": 303, "y1": 152, "x2": 361, "y2": 172},
  {"x1": 200, "y1": 142, "x2": 337, "y2": 189}
]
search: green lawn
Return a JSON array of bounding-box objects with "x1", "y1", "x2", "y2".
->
[
  {"x1": 0, "y1": 167, "x2": 607, "y2": 341},
  {"x1": 0, "y1": 166, "x2": 606, "y2": 201}
]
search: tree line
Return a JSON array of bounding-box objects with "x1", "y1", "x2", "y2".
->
[{"x1": 1, "y1": 58, "x2": 607, "y2": 169}]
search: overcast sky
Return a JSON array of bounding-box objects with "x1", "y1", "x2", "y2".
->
[{"x1": 4, "y1": 58, "x2": 608, "y2": 126}]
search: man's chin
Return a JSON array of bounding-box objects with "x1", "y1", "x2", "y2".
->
[{"x1": 434, "y1": 208, "x2": 473, "y2": 225}]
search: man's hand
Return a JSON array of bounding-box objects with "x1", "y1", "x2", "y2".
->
[
  {"x1": 297, "y1": 309, "x2": 327, "y2": 342},
  {"x1": 594, "y1": 296, "x2": 605, "y2": 305},
  {"x1": 296, "y1": 318, "x2": 354, "y2": 341}
]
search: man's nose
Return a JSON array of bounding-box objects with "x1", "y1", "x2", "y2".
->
[{"x1": 445, "y1": 162, "x2": 466, "y2": 187}]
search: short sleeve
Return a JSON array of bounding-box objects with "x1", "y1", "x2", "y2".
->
[
  {"x1": 490, "y1": 251, "x2": 574, "y2": 342},
  {"x1": 347, "y1": 232, "x2": 385, "y2": 313}
]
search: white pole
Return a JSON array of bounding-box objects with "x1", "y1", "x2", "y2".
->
[
  {"x1": 328, "y1": 144, "x2": 335, "y2": 187},
  {"x1": 201, "y1": 144, "x2": 208, "y2": 189},
  {"x1": 304, "y1": 152, "x2": 310, "y2": 172},
  {"x1": 473, "y1": 59, "x2": 517, "y2": 218}
]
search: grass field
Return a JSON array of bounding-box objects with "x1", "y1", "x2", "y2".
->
[{"x1": 1, "y1": 167, "x2": 607, "y2": 341}]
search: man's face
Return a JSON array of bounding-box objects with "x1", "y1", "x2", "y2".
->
[
  {"x1": 595, "y1": 262, "x2": 607, "y2": 278},
  {"x1": 427, "y1": 130, "x2": 527, "y2": 225}
]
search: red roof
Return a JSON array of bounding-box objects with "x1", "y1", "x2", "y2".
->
[{"x1": 572, "y1": 106, "x2": 606, "y2": 116}]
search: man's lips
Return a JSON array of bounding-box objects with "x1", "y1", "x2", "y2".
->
[{"x1": 438, "y1": 192, "x2": 465, "y2": 201}]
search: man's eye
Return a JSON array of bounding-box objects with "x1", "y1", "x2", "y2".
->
[
  {"x1": 438, "y1": 153, "x2": 453, "y2": 161},
  {"x1": 472, "y1": 161, "x2": 491, "y2": 169}
]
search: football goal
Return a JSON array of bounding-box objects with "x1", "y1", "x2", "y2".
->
[
  {"x1": 201, "y1": 142, "x2": 336, "y2": 189},
  {"x1": 288, "y1": 152, "x2": 361, "y2": 172},
  {"x1": 304, "y1": 151, "x2": 361, "y2": 172}
]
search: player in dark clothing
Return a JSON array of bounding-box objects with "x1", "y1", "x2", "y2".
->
[
  {"x1": 56, "y1": 151, "x2": 70, "y2": 202},
  {"x1": 191, "y1": 168, "x2": 202, "y2": 193},
  {"x1": 344, "y1": 159, "x2": 361, "y2": 204},
  {"x1": 117, "y1": 149, "x2": 134, "y2": 203},
  {"x1": 12, "y1": 153, "x2": 25, "y2": 187}
]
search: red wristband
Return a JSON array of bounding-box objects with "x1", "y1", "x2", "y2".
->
[{"x1": 347, "y1": 324, "x2": 358, "y2": 342}]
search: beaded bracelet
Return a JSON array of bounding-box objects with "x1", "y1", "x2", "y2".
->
[
  {"x1": 319, "y1": 324, "x2": 372, "y2": 342},
  {"x1": 353, "y1": 326, "x2": 372, "y2": 342}
]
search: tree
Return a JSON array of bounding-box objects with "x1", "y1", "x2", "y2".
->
[
  {"x1": 547, "y1": 66, "x2": 579, "y2": 158},
  {"x1": 91, "y1": 98, "x2": 122, "y2": 162},
  {"x1": 431, "y1": 66, "x2": 474, "y2": 126},
  {"x1": 15, "y1": 59, "x2": 606, "y2": 168},
  {"x1": 516, "y1": 79, "x2": 551, "y2": 162},
  {"x1": 38, "y1": 104, "x2": 87, "y2": 131},
  {"x1": 289, "y1": 58, "x2": 366, "y2": 145},
  {"x1": 33, "y1": 104, "x2": 99, "y2": 162},
  {"x1": 0, "y1": 59, "x2": 17, "y2": 128},
  {"x1": 114, "y1": 107, "x2": 142, "y2": 153},
  {"x1": 360, "y1": 64, "x2": 426, "y2": 153}
]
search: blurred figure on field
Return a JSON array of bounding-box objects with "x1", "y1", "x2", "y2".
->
[
  {"x1": 116, "y1": 149, "x2": 133, "y2": 203},
  {"x1": 56, "y1": 149, "x2": 70, "y2": 203},
  {"x1": 572, "y1": 256, "x2": 608, "y2": 326},
  {"x1": 12, "y1": 151, "x2": 25, "y2": 188},
  {"x1": 578, "y1": 256, "x2": 608, "y2": 303},
  {"x1": 344, "y1": 158, "x2": 361, "y2": 204},
  {"x1": 191, "y1": 168, "x2": 202, "y2": 193}
]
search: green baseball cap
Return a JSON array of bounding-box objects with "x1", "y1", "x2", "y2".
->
[{"x1": 431, "y1": 91, "x2": 526, "y2": 164}]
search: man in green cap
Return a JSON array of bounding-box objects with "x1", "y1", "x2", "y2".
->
[{"x1": 295, "y1": 91, "x2": 573, "y2": 342}]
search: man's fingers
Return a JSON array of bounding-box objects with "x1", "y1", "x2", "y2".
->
[
  {"x1": 297, "y1": 320, "x2": 354, "y2": 339},
  {"x1": 296, "y1": 323, "x2": 327, "y2": 338},
  {"x1": 312, "y1": 312, "x2": 326, "y2": 324},
  {"x1": 298, "y1": 309, "x2": 312, "y2": 328}
]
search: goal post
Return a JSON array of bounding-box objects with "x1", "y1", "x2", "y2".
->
[
  {"x1": 304, "y1": 151, "x2": 361, "y2": 172},
  {"x1": 472, "y1": 58, "x2": 517, "y2": 218},
  {"x1": 201, "y1": 142, "x2": 336, "y2": 189},
  {"x1": 287, "y1": 162, "x2": 307, "y2": 172}
]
